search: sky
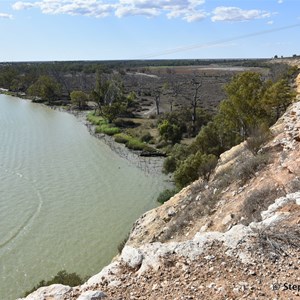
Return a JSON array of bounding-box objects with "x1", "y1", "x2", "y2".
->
[{"x1": 0, "y1": 0, "x2": 299, "y2": 61}]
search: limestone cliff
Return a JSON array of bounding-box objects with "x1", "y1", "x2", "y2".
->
[{"x1": 19, "y1": 65, "x2": 300, "y2": 300}]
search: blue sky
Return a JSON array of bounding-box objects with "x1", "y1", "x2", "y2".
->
[{"x1": 0, "y1": 0, "x2": 299, "y2": 61}]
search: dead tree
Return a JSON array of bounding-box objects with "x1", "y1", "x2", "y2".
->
[
  {"x1": 153, "y1": 89, "x2": 161, "y2": 115},
  {"x1": 191, "y1": 78, "x2": 202, "y2": 135}
]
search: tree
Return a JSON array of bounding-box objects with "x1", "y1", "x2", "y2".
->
[
  {"x1": 70, "y1": 90, "x2": 88, "y2": 109},
  {"x1": 190, "y1": 78, "x2": 202, "y2": 135},
  {"x1": 27, "y1": 75, "x2": 61, "y2": 104},
  {"x1": 163, "y1": 144, "x2": 189, "y2": 174},
  {"x1": 192, "y1": 121, "x2": 225, "y2": 156},
  {"x1": 174, "y1": 152, "x2": 217, "y2": 188},
  {"x1": 262, "y1": 79, "x2": 295, "y2": 121},
  {"x1": 0, "y1": 66, "x2": 18, "y2": 90},
  {"x1": 158, "y1": 120, "x2": 182, "y2": 145},
  {"x1": 220, "y1": 72, "x2": 266, "y2": 140},
  {"x1": 91, "y1": 73, "x2": 127, "y2": 123},
  {"x1": 153, "y1": 88, "x2": 161, "y2": 115},
  {"x1": 164, "y1": 75, "x2": 181, "y2": 112}
]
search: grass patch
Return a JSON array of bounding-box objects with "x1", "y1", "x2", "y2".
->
[
  {"x1": 114, "y1": 133, "x2": 145, "y2": 149},
  {"x1": 115, "y1": 133, "x2": 157, "y2": 152},
  {"x1": 95, "y1": 124, "x2": 121, "y2": 136},
  {"x1": 114, "y1": 133, "x2": 131, "y2": 144},
  {"x1": 126, "y1": 137, "x2": 147, "y2": 150},
  {"x1": 86, "y1": 112, "x2": 106, "y2": 126}
]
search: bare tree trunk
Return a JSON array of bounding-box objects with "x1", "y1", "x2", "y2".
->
[
  {"x1": 191, "y1": 79, "x2": 202, "y2": 135},
  {"x1": 154, "y1": 92, "x2": 161, "y2": 115}
]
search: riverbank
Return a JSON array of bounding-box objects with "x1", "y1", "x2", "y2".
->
[
  {"x1": 53, "y1": 107, "x2": 168, "y2": 176},
  {"x1": 0, "y1": 90, "x2": 169, "y2": 176}
]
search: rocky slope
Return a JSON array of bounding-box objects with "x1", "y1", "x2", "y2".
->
[{"x1": 19, "y1": 68, "x2": 300, "y2": 300}]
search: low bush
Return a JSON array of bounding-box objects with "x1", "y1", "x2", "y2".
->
[
  {"x1": 157, "y1": 189, "x2": 178, "y2": 204},
  {"x1": 114, "y1": 133, "x2": 156, "y2": 152},
  {"x1": 126, "y1": 138, "x2": 146, "y2": 150},
  {"x1": 86, "y1": 113, "x2": 106, "y2": 126},
  {"x1": 163, "y1": 156, "x2": 177, "y2": 174},
  {"x1": 23, "y1": 270, "x2": 85, "y2": 297},
  {"x1": 255, "y1": 226, "x2": 300, "y2": 259},
  {"x1": 95, "y1": 124, "x2": 121, "y2": 136},
  {"x1": 114, "y1": 133, "x2": 131, "y2": 144},
  {"x1": 174, "y1": 152, "x2": 218, "y2": 188},
  {"x1": 236, "y1": 153, "x2": 270, "y2": 185}
]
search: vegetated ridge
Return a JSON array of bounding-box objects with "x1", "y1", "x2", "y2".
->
[{"x1": 19, "y1": 60, "x2": 300, "y2": 299}]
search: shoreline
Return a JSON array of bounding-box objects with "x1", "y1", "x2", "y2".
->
[
  {"x1": 63, "y1": 108, "x2": 168, "y2": 175},
  {"x1": 0, "y1": 91, "x2": 169, "y2": 177}
]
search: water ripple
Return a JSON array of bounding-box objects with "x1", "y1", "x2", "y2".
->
[{"x1": 0, "y1": 167, "x2": 43, "y2": 250}]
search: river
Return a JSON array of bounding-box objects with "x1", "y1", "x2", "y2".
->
[{"x1": 0, "y1": 95, "x2": 170, "y2": 299}]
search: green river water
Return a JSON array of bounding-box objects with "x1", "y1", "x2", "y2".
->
[{"x1": 0, "y1": 95, "x2": 170, "y2": 299}]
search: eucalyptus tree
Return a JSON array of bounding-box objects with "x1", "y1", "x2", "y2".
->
[
  {"x1": 70, "y1": 90, "x2": 88, "y2": 110},
  {"x1": 91, "y1": 73, "x2": 127, "y2": 122},
  {"x1": 27, "y1": 75, "x2": 61, "y2": 104}
]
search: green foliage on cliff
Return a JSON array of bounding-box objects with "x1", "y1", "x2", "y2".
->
[
  {"x1": 23, "y1": 270, "x2": 85, "y2": 297},
  {"x1": 165, "y1": 71, "x2": 296, "y2": 188},
  {"x1": 174, "y1": 152, "x2": 218, "y2": 188},
  {"x1": 157, "y1": 189, "x2": 179, "y2": 204}
]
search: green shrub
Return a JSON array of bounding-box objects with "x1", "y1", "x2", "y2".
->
[
  {"x1": 163, "y1": 156, "x2": 177, "y2": 174},
  {"x1": 114, "y1": 133, "x2": 131, "y2": 144},
  {"x1": 157, "y1": 189, "x2": 178, "y2": 204},
  {"x1": 126, "y1": 138, "x2": 146, "y2": 150},
  {"x1": 86, "y1": 113, "x2": 106, "y2": 125},
  {"x1": 23, "y1": 270, "x2": 85, "y2": 297},
  {"x1": 158, "y1": 120, "x2": 183, "y2": 144},
  {"x1": 95, "y1": 124, "x2": 121, "y2": 136},
  {"x1": 174, "y1": 152, "x2": 217, "y2": 188},
  {"x1": 114, "y1": 133, "x2": 156, "y2": 152}
]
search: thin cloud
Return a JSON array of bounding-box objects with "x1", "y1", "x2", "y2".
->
[
  {"x1": 13, "y1": 1, "x2": 116, "y2": 18},
  {"x1": 12, "y1": 0, "x2": 207, "y2": 21},
  {"x1": 0, "y1": 13, "x2": 13, "y2": 19},
  {"x1": 12, "y1": 2, "x2": 35, "y2": 10},
  {"x1": 212, "y1": 6, "x2": 271, "y2": 22},
  {"x1": 182, "y1": 10, "x2": 208, "y2": 22}
]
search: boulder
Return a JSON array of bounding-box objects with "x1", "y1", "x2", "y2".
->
[{"x1": 78, "y1": 290, "x2": 107, "y2": 300}]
